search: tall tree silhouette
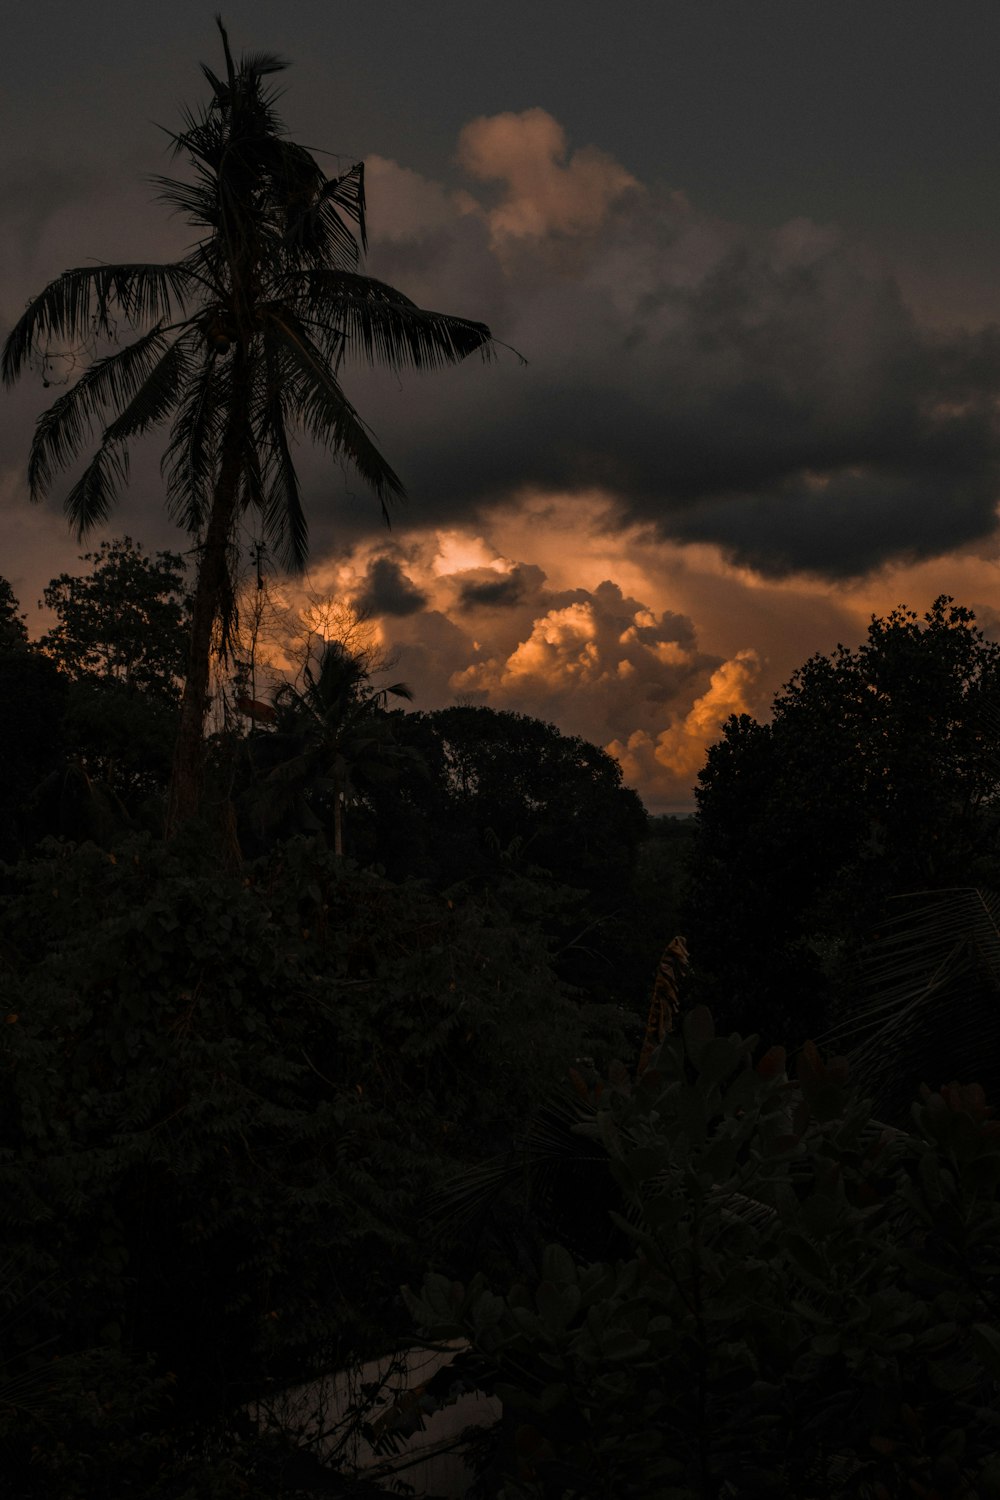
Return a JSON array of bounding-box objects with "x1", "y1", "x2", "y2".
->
[{"x1": 2, "y1": 19, "x2": 496, "y2": 832}]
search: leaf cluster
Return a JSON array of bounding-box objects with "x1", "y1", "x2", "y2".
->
[
  {"x1": 0, "y1": 833, "x2": 594, "y2": 1492},
  {"x1": 39, "y1": 536, "x2": 190, "y2": 698},
  {"x1": 408, "y1": 1009, "x2": 1000, "y2": 1498}
]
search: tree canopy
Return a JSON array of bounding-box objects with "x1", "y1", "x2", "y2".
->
[
  {"x1": 39, "y1": 537, "x2": 189, "y2": 698},
  {"x1": 684, "y1": 596, "x2": 1000, "y2": 1055},
  {"x1": 0, "y1": 577, "x2": 28, "y2": 652}
]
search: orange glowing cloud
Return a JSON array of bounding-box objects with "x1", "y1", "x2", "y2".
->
[
  {"x1": 454, "y1": 107, "x2": 640, "y2": 245},
  {"x1": 607, "y1": 649, "x2": 762, "y2": 804}
]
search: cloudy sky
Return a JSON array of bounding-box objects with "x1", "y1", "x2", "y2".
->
[{"x1": 4, "y1": 2, "x2": 1000, "y2": 811}]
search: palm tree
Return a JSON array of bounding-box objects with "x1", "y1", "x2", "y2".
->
[
  {"x1": 244, "y1": 639, "x2": 419, "y2": 855},
  {"x1": 2, "y1": 19, "x2": 497, "y2": 833}
]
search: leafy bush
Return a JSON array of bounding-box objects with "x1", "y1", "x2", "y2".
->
[
  {"x1": 408, "y1": 1008, "x2": 1000, "y2": 1499},
  {"x1": 0, "y1": 834, "x2": 612, "y2": 1493}
]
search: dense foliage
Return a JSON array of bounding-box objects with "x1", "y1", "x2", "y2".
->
[
  {"x1": 39, "y1": 537, "x2": 189, "y2": 695},
  {"x1": 684, "y1": 597, "x2": 1000, "y2": 1055},
  {"x1": 5, "y1": 541, "x2": 1000, "y2": 1494},
  {"x1": 0, "y1": 834, "x2": 625, "y2": 1495},
  {"x1": 409, "y1": 1009, "x2": 1000, "y2": 1499},
  {"x1": 346, "y1": 705, "x2": 656, "y2": 1010}
]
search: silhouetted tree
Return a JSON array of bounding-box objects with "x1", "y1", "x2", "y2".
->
[
  {"x1": 685, "y1": 596, "x2": 1000, "y2": 1055},
  {"x1": 0, "y1": 577, "x2": 28, "y2": 652},
  {"x1": 240, "y1": 640, "x2": 417, "y2": 854},
  {"x1": 40, "y1": 537, "x2": 188, "y2": 698},
  {"x1": 32, "y1": 539, "x2": 191, "y2": 812},
  {"x1": 0, "y1": 651, "x2": 67, "y2": 858},
  {"x1": 2, "y1": 20, "x2": 497, "y2": 834},
  {"x1": 365, "y1": 705, "x2": 652, "y2": 1007}
]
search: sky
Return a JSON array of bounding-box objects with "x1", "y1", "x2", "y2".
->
[{"x1": 4, "y1": 1, "x2": 1000, "y2": 811}]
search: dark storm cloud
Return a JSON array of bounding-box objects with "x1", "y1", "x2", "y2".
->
[
  {"x1": 353, "y1": 157, "x2": 1000, "y2": 582},
  {"x1": 354, "y1": 555, "x2": 427, "y2": 617},
  {"x1": 7, "y1": 94, "x2": 1000, "y2": 601},
  {"x1": 457, "y1": 570, "x2": 528, "y2": 608}
]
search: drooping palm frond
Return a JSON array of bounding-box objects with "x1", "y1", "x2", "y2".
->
[
  {"x1": 816, "y1": 886, "x2": 1000, "y2": 1126},
  {"x1": 150, "y1": 173, "x2": 219, "y2": 227},
  {"x1": 291, "y1": 270, "x2": 494, "y2": 371},
  {"x1": 262, "y1": 409, "x2": 306, "y2": 572},
  {"x1": 161, "y1": 353, "x2": 224, "y2": 532},
  {"x1": 257, "y1": 336, "x2": 306, "y2": 570},
  {"x1": 102, "y1": 328, "x2": 201, "y2": 446},
  {"x1": 63, "y1": 443, "x2": 132, "y2": 536},
  {"x1": 2, "y1": 264, "x2": 194, "y2": 382},
  {"x1": 27, "y1": 326, "x2": 165, "y2": 499},
  {"x1": 46, "y1": 329, "x2": 204, "y2": 537},
  {"x1": 264, "y1": 310, "x2": 405, "y2": 519}
]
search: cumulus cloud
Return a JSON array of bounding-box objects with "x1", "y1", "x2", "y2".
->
[
  {"x1": 454, "y1": 107, "x2": 640, "y2": 245},
  {"x1": 457, "y1": 565, "x2": 531, "y2": 608},
  {"x1": 607, "y1": 649, "x2": 762, "y2": 804},
  {"x1": 452, "y1": 579, "x2": 709, "y2": 741},
  {"x1": 291, "y1": 518, "x2": 770, "y2": 810},
  {"x1": 354, "y1": 116, "x2": 1000, "y2": 584}
]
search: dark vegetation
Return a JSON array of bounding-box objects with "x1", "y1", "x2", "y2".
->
[
  {"x1": 3, "y1": 23, "x2": 1000, "y2": 1500},
  {"x1": 684, "y1": 596, "x2": 1000, "y2": 1111},
  {"x1": 0, "y1": 549, "x2": 676, "y2": 1495},
  {"x1": 3, "y1": 547, "x2": 1000, "y2": 1497}
]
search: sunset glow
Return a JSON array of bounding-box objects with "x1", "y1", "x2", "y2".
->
[{"x1": 4, "y1": 4, "x2": 999, "y2": 814}]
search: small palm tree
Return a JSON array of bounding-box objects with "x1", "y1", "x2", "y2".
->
[
  {"x1": 2, "y1": 19, "x2": 497, "y2": 833},
  {"x1": 248, "y1": 640, "x2": 417, "y2": 854}
]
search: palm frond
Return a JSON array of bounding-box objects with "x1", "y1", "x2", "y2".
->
[
  {"x1": 318, "y1": 161, "x2": 367, "y2": 262},
  {"x1": 199, "y1": 63, "x2": 230, "y2": 103},
  {"x1": 102, "y1": 331, "x2": 197, "y2": 445},
  {"x1": 151, "y1": 173, "x2": 220, "y2": 227},
  {"x1": 239, "y1": 427, "x2": 266, "y2": 518},
  {"x1": 63, "y1": 443, "x2": 131, "y2": 537},
  {"x1": 239, "y1": 48, "x2": 290, "y2": 79},
  {"x1": 816, "y1": 887, "x2": 1000, "y2": 1124},
  {"x1": 214, "y1": 14, "x2": 237, "y2": 91},
  {"x1": 259, "y1": 343, "x2": 307, "y2": 571},
  {"x1": 27, "y1": 326, "x2": 166, "y2": 500},
  {"x1": 162, "y1": 354, "x2": 224, "y2": 531},
  {"x1": 290, "y1": 270, "x2": 495, "y2": 371},
  {"x1": 2, "y1": 264, "x2": 194, "y2": 383},
  {"x1": 263, "y1": 311, "x2": 405, "y2": 520}
]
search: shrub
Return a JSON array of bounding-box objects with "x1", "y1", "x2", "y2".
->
[
  {"x1": 408, "y1": 1009, "x2": 1000, "y2": 1499},
  {"x1": 0, "y1": 834, "x2": 608, "y2": 1493}
]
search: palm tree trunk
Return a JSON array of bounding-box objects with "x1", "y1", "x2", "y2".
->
[
  {"x1": 334, "y1": 789, "x2": 344, "y2": 857},
  {"x1": 165, "y1": 352, "x2": 248, "y2": 836}
]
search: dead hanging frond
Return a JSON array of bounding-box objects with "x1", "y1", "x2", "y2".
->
[
  {"x1": 815, "y1": 887, "x2": 1000, "y2": 1126},
  {"x1": 636, "y1": 935, "x2": 689, "y2": 1081}
]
